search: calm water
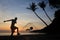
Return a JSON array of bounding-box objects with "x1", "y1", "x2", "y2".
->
[{"x1": 0, "y1": 32, "x2": 45, "y2": 36}]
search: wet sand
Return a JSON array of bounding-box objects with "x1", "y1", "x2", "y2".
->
[{"x1": 0, "y1": 34, "x2": 60, "y2": 40}]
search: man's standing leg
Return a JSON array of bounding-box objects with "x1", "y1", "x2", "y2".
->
[
  {"x1": 11, "y1": 30, "x2": 14, "y2": 36},
  {"x1": 11, "y1": 31, "x2": 13, "y2": 36}
]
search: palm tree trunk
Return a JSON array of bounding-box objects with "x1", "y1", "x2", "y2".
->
[
  {"x1": 43, "y1": 8, "x2": 52, "y2": 22},
  {"x1": 33, "y1": 11, "x2": 48, "y2": 26}
]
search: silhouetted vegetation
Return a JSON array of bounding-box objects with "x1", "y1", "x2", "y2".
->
[
  {"x1": 27, "y1": 2, "x2": 48, "y2": 26},
  {"x1": 38, "y1": 1, "x2": 52, "y2": 22},
  {"x1": 49, "y1": 0, "x2": 60, "y2": 8},
  {"x1": 40, "y1": 9, "x2": 60, "y2": 34},
  {"x1": 32, "y1": 9, "x2": 60, "y2": 34},
  {"x1": 26, "y1": 0, "x2": 60, "y2": 34}
]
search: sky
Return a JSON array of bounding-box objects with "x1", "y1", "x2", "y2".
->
[{"x1": 0, "y1": 0, "x2": 56, "y2": 33}]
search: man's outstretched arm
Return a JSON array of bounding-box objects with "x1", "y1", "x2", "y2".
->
[{"x1": 4, "y1": 19, "x2": 13, "y2": 22}]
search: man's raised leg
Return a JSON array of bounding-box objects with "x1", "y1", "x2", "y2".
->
[{"x1": 14, "y1": 27, "x2": 20, "y2": 35}]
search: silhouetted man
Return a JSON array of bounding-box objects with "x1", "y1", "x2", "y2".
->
[{"x1": 4, "y1": 17, "x2": 20, "y2": 36}]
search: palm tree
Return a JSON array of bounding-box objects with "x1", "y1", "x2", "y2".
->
[
  {"x1": 27, "y1": 2, "x2": 48, "y2": 26},
  {"x1": 38, "y1": 1, "x2": 52, "y2": 22}
]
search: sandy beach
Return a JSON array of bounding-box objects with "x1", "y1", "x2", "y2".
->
[{"x1": 0, "y1": 34, "x2": 60, "y2": 40}]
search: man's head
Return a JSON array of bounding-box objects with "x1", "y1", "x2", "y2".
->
[{"x1": 15, "y1": 17, "x2": 17, "y2": 20}]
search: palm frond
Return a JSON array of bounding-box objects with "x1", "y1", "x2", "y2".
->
[
  {"x1": 38, "y1": 1, "x2": 46, "y2": 9},
  {"x1": 27, "y1": 2, "x2": 37, "y2": 11}
]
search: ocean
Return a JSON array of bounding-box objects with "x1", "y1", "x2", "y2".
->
[{"x1": 0, "y1": 32, "x2": 45, "y2": 36}]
